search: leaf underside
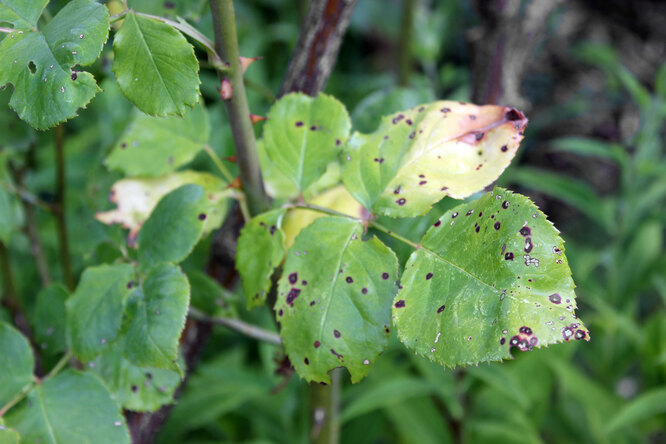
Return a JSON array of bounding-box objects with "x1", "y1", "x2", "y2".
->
[{"x1": 393, "y1": 188, "x2": 589, "y2": 368}]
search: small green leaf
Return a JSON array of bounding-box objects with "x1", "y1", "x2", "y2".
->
[
  {"x1": 137, "y1": 184, "x2": 210, "y2": 271},
  {"x1": 66, "y1": 264, "x2": 135, "y2": 361},
  {"x1": 262, "y1": 93, "x2": 351, "y2": 193},
  {"x1": 122, "y1": 263, "x2": 190, "y2": 374},
  {"x1": 186, "y1": 270, "x2": 237, "y2": 318},
  {"x1": 91, "y1": 342, "x2": 180, "y2": 412},
  {"x1": 0, "y1": 0, "x2": 48, "y2": 29},
  {"x1": 104, "y1": 100, "x2": 209, "y2": 177},
  {"x1": 394, "y1": 188, "x2": 589, "y2": 368},
  {"x1": 0, "y1": 322, "x2": 34, "y2": 406},
  {"x1": 112, "y1": 11, "x2": 200, "y2": 116},
  {"x1": 5, "y1": 370, "x2": 129, "y2": 444},
  {"x1": 342, "y1": 102, "x2": 527, "y2": 217},
  {"x1": 276, "y1": 217, "x2": 398, "y2": 383},
  {"x1": 0, "y1": 0, "x2": 109, "y2": 129},
  {"x1": 96, "y1": 170, "x2": 230, "y2": 243},
  {"x1": 32, "y1": 283, "x2": 69, "y2": 356},
  {"x1": 236, "y1": 209, "x2": 286, "y2": 309}
]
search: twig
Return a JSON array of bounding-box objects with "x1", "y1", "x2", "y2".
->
[
  {"x1": 0, "y1": 242, "x2": 19, "y2": 310},
  {"x1": 54, "y1": 125, "x2": 74, "y2": 291},
  {"x1": 189, "y1": 308, "x2": 282, "y2": 345},
  {"x1": 209, "y1": 0, "x2": 269, "y2": 216}
]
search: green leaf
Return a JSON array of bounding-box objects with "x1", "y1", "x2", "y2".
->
[
  {"x1": 342, "y1": 102, "x2": 527, "y2": 217},
  {"x1": 32, "y1": 283, "x2": 69, "y2": 356},
  {"x1": 5, "y1": 370, "x2": 130, "y2": 444},
  {"x1": 66, "y1": 263, "x2": 135, "y2": 362},
  {"x1": 96, "y1": 170, "x2": 230, "y2": 243},
  {"x1": 262, "y1": 92, "x2": 351, "y2": 193},
  {"x1": 0, "y1": 0, "x2": 48, "y2": 29},
  {"x1": 186, "y1": 270, "x2": 237, "y2": 318},
  {"x1": 236, "y1": 209, "x2": 286, "y2": 309},
  {"x1": 393, "y1": 188, "x2": 589, "y2": 368},
  {"x1": 112, "y1": 11, "x2": 200, "y2": 116},
  {"x1": 0, "y1": 0, "x2": 109, "y2": 129},
  {"x1": 122, "y1": 263, "x2": 189, "y2": 374},
  {"x1": 0, "y1": 322, "x2": 34, "y2": 406},
  {"x1": 104, "y1": 100, "x2": 209, "y2": 177},
  {"x1": 275, "y1": 217, "x2": 398, "y2": 383},
  {"x1": 137, "y1": 184, "x2": 210, "y2": 271},
  {"x1": 0, "y1": 152, "x2": 23, "y2": 243},
  {"x1": 91, "y1": 342, "x2": 180, "y2": 412},
  {"x1": 0, "y1": 419, "x2": 19, "y2": 444},
  {"x1": 605, "y1": 388, "x2": 666, "y2": 434}
]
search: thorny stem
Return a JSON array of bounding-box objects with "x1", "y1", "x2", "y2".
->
[
  {"x1": 188, "y1": 308, "x2": 282, "y2": 345},
  {"x1": 54, "y1": 125, "x2": 74, "y2": 291},
  {"x1": 0, "y1": 351, "x2": 72, "y2": 417},
  {"x1": 283, "y1": 203, "x2": 420, "y2": 250},
  {"x1": 209, "y1": 0, "x2": 269, "y2": 216}
]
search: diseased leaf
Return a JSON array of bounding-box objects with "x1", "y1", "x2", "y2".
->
[
  {"x1": 136, "y1": 184, "x2": 210, "y2": 271},
  {"x1": 262, "y1": 93, "x2": 351, "y2": 193},
  {"x1": 122, "y1": 263, "x2": 190, "y2": 374},
  {"x1": 342, "y1": 102, "x2": 527, "y2": 217},
  {"x1": 112, "y1": 11, "x2": 200, "y2": 116},
  {"x1": 394, "y1": 188, "x2": 589, "y2": 368},
  {"x1": 95, "y1": 170, "x2": 230, "y2": 244},
  {"x1": 275, "y1": 217, "x2": 398, "y2": 383},
  {"x1": 0, "y1": 0, "x2": 48, "y2": 29},
  {"x1": 32, "y1": 283, "x2": 69, "y2": 356},
  {"x1": 0, "y1": 0, "x2": 109, "y2": 129},
  {"x1": 66, "y1": 264, "x2": 135, "y2": 361},
  {"x1": 236, "y1": 209, "x2": 286, "y2": 309},
  {"x1": 4, "y1": 371, "x2": 129, "y2": 444},
  {"x1": 104, "y1": 100, "x2": 209, "y2": 177},
  {"x1": 0, "y1": 322, "x2": 34, "y2": 406},
  {"x1": 91, "y1": 342, "x2": 180, "y2": 412}
]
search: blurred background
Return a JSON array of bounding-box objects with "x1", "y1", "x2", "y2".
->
[{"x1": 2, "y1": 0, "x2": 665, "y2": 443}]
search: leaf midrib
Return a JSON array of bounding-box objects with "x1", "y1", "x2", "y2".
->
[{"x1": 35, "y1": 385, "x2": 58, "y2": 444}]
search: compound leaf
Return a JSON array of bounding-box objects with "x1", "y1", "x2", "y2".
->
[
  {"x1": 236, "y1": 209, "x2": 286, "y2": 309},
  {"x1": 112, "y1": 11, "x2": 199, "y2": 116},
  {"x1": 0, "y1": 0, "x2": 109, "y2": 129},
  {"x1": 122, "y1": 263, "x2": 189, "y2": 374},
  {"x1": 0, "y1": 322, "x2": 34, "y2": 406},
  {"x1": 4, "y1": 370, "x2": 129, "y2": 444},
  {"x1": 394, "y1": 188, "x2": 589, "y2": 368},
  {"x1": 104, "y1": 100, "x2": 209, "y2": 177},
  {"x1": 342, "y1": 102, "x2": 527, "y2": 217},
  {"x1": 262, "y1": 93, "x2": 350, "y2": 193},
  {"x1": 66, "y1": 264, "x2": 135, "y2": 362},
  {"x1": 275, "y1": 217, "x2": 398, "y2": 383}
]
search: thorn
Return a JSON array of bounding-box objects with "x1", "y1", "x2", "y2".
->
[
  {"x1": 250, "y1": 114, "x2": 267, "y2": 124},
  {"x1": 220, "y1": 78, "x2": 232, "y2": 100},
  {"x1": 228, "y1": 176, "x2": 243, "y2": 190},
  {"x1": 223, "y1": 155, "x2": 237, "y2": 163},
  {"x1": 239, "y1": 56, "x2": 262, "y2": 74}
]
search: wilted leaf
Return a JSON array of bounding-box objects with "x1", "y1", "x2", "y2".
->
[
  {"x1": 0, "y1": 0, "x2": 109, "y2": 129},
  {"x1": 112, "y1": 11, "x2": 199, "y2": 116},
  {"x1": 122, "y1": 263, "x2": 189, "y2": 374},
  {"x1": 276, "y1": 217, "x2": 398, "y2": 383},
  {"x1": 5, "y1": 371, "x2": 129, "y2": 444},
  {"x1": 262, "y1": 93, "x2": 351, "y2": 193},
  {"x1": 394, "y1": 188, "x2": 589, "y2": 368},
  {"x1": 342, "y1": 101, "x2": 527, "y2": 217},
  {"x1": 236, "y1": 209, "x2": 286, "y2": 309},
  {"x1": 0, "y1": 322, "x2": 34, "y2": 406},
  {"x1": 95, "y1": 171, "x2": 230, "y2": 244},
  {"x1": 66, "y1": 264, "x2": 135, "y2": 361}
]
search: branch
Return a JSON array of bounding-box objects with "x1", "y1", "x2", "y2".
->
[
  {"x1": 209, "y1": 0, "x2": 269, "y2": 216},
  {"x1": 189, "y1": 308, "x2": 282, "y2": 345},
  {"x1": 54, "y1": 125, "x2": 74, "y2": 291},
  {"x1": 279, "y1": 0, "x2": 358, "y2": 97}
]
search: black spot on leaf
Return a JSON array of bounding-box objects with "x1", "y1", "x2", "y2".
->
[
  {"x1": 333, "y1": 330, "x2": 341, "y2": 338},
  {"x1": 505, "y1": 252, "x2": 514, "y2": 260},
  {"x1": 437, "y1": 304, "x2": 446, "y2": 313},
  {"x1": 549, "y1": 293, "x2": 561, "y2": 304},
  {"x1": 382, "y1": 272, "x2": 389, "y2": 280},
  {"x1": 494, "y1": 222, "x2": 501, "y2": 230},
  {"x1": 289, "y1": 272, "x2": 298, "y2": 284},
  {"x1": 286, "y1": 288, "x2": 300, "y2": 306},
  {"x1": 394, "y1": 300, "x2": 405, "y2": 308},
  {"x1": 426, "y1": 273, "x2": 433, "y2": 280}
]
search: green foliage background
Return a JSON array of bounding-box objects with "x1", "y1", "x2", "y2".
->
[{"x1": 0, "y1": 0, "x2": 664, "y2": 443}]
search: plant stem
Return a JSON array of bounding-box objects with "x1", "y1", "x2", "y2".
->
[
  {"x1": 54, "y1": 125, "x2": 74, "y2": 291},
  {"x1": 368, "y1": 221, "x2": 420, "y2": 249},
  {"x1": 188, "y1": 308, "x2": 282, "y2": 345},
  {"x1": 209, "y1": 0, "x2": 269, "y2": 217},
  {"x1": 310, "y1": 368, "x2": 341, "y2": 444},
  {"x1": 23, "y1": 196, "x2": 51, "y2": 286},
  {"x1": 0, "y1": 350, "x2": 72, "y2": 417},
  {"x1": 0, "y1": 242, "x2": 19, "y2": 310},
  {"x1": 397, "y1": 0, "x2": 415, "y2": 86},
  {"x1": 203, "y1": 144, "x2": 234, "y2": 183}
]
